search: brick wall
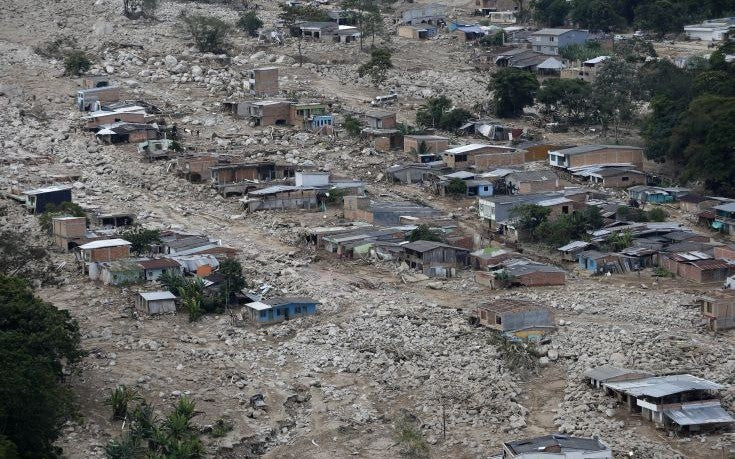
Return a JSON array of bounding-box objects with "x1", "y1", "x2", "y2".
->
[
  {"x1": 475, "y1": 151, "x2": 525, "y2": 169},
  {"x1": 518, "y1": 271, "x2": 565, "y2": 286},
  {"x1": 568, "y1": 148, "x2": 644, "y2": 169},
  {"x1": 404, "y1": 137, "x2": 448, "y2": 154},
  {"x1": 90, "y1": 245, "x2": 131, "y2": 262}
]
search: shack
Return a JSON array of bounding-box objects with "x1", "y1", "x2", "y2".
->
[
  {"x1": 136, "y1": 291, "x2": 177, "y2": 315},
  {"x1": 474, "y1": 299, "x2": 556, "y2": 341},
  {"x1": 245, "y1": 297, "x2": 319, "y2": 325},
  {"x1": 401, "y1": 240, "x2": 470, "y2": 275},
  {"x1": 21, "y1": 186, "x2": 72, "y2": 214}
]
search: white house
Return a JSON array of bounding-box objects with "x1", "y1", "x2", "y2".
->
[{"x1": 684, "y1": 17, "x2": 735, "y2": 42}]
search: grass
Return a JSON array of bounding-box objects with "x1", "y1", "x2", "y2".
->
[{"x1": 395, "y1": 415, "x2": 429, "y2": 458}]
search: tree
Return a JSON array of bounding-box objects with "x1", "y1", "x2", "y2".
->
[
  {"x1": 531, "y1": 0, "x2": 571, "y2": 26},
  {"x1": 177, "y1": 278, "x2": 206, "y2": 322},
  {"x1": 122, "y1": 0, "x2": 157, "y2": 19},
  {"x1": 571, "y1": 0, "x2": 625, "y2": 32},
  {"x1": 592, "y1": 58, "x2": 639, "y2": 140},
  {"x1": 489, "y1": 68, "x2": 539, "y2": 118},
  {"x1": 358, "y1": 48, "x2": 393, "y2": 86},
  {"x1": 536, "y1": 78, "x2": 593, "y2": 123},
  {"x1": 408, "y1": 224, "x2": 445, "y2": 243},
  {"x1": 343, "y1": 0, "x2": 389, "y2": 50},
  {"x1": 558, "y1": 41, "x2": 602, "y2": 61},
  {"x1": 343, "y1": 114, "x2": 362, "y2": 136},
  {"x1": 158, "y1": 270, "x2": 186, "y2": 294},
  {"x1": 415, "y1": 96, "x2": 471, "y2": 130},
  {"x1": 38, "y1": 201, "x2": 87, "y2": 233},
  {"x1": 531, "y1": 206, "x2": 603, "y2": 246},
  {"x1": 602, "y1": 230, "x2": 634, "y2": 252},
  {"x1": 64, "y1": 50, "x2": 91, "y2": 76},
  {"x1": 509, "y1": 204, "x2": 551, "y2": 238},
  {"x1": 279, "y1": 5, "x2": 330, "y2": 66},
  {"x1": 237, "y1": 11, "x2": 263, "y2": 37},
  {"x1": 218, "y1": 259, "x2": 246, "y2": 305},
  {"x1": 647, "y1": 207, "x2": 668, "y2": 222},
  {"x1": 118, "y1": 226, "x2": 161, "y2": 256},
  {"x1": 0, "y1": 230, "x2": 60, "y2": 286},
  {"x1": 446, "y1": 178, "x2": 468, "y2": 197},
  {"x1": 183, "y1": 15, "x2": 232, "y2": 54},
  {"x1": 0, "y1": 276, "x2": 84, "y2": 458}
]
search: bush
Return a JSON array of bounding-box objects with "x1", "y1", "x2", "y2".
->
[
  {"x1": 210, "y1": 418, "x2": 233, "y2": 438},
  {"x1": 409, "y1": 224, "x2": 445, "y2": 243},
  {"x1": 118, "y1": 226, "x2": 161, "y2": 255},
  {"x1": 343, "y1": 115, "x2": 362, "y2": 137},
  {"x1": 395, "y1": 415, "x2": 429, "y2": 458},
  {"x1": 647, "y1": 207, "x2": 668, "y2": 222},
  {"x1": 39, "y1": 201, "x2": 87, "y2": 233},
  {"x1": 183, "y1": 15, "x2": 232, "y2": 54},
  {"x1": 105, "y1": 385, "x2": 140, "y2": 420},
  {"x1": 237, "y1": 11, "x2": 263, "y2": 37},
  {"x1": 446, "y1": 178, "x2": 467, "y2": 196},
  {"x1": 358, "y1": 48, "x2": 393, "y2": 86},
  {"x1": 64, "y1": 50, "x2": 91, "y2": 76}
]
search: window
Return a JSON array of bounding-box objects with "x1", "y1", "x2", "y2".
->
[
  {"x1": 622, "y1": 176, "x2": 629, "y2": 181},
  {"x1": 562, "y1": 206, "x2": 569, "y2": 214},
  {"x1": 706, "y1": 304, "x2": 712, "y2": 313},
  {"x1": 260, "y1": 310, "x2": 266, "y2": 318},
  {"x1": 550, "y1": 36, "x2": 555, "y2": 42},
  {"x1": 495, "y1": 316, "x2": 502, "y2": 325},
  {"x1": 295, "y1": 306, "x2": 302, "y2": 314}
]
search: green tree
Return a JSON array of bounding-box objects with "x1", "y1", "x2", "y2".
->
[
  {"x1": 343, "y1": 0, "x2": 388, "y2": 50},
  {"x1": 237, "y1": 11, "x2": 263, "y2": 37},
  {"x1": 343, "y1": 114, "x2": 362, "y2": 136},
  {"x1": 416, "y1": 96, "x2": 452, "y2": 128},
  {"x1": 558, "y1": 41, "x2": 602, "y2": 61},
  {"x1": 446, "y1": 178, "x2": 468, "y2": 197},
  {"x1": 531, "y1": 0, "x2": 571, "y2": 26},
  {"x1": 571, "y1": 0, "x2": 626, "y2": 32},
  {"x1": 218, "y1": 258, "x2": 246, "y2": 305},
  {"x1": 489, "y1": 68, "x2": 539, "y2": 118},
  {"x1": 358, "y1": 48, "x2": 393, "y2": 86},
  {"x1": 177, "y1": 277, "x2": 205, "y2": 322},
  {"x1": 592, "y1": 58, "x2": 639, "y2": 140},
  {"x1": 532, "y1": 206, "x2": 603, "y2": 246},
  {"x1": 633, "y1": 0, "x2": 684, "y2": 35},
  {"x1": 602, "y1": 230, "x2": 634, "y2": 251},
  {"x1": 408, "y1": 224, "x2": 445, "y2": 243},
  {"x1": 183, "y1": 15, "x2": 232, "y2": 54},
  {"x1": 279, "y1": 4, "x2": 330, "y2": 66},
  {"x1": 158, "y1": 270, "x2": 186, "y2": 294},
  {"x1": 38, "y1": 201, "x2": 87, "y2": 233},
  {"x1": 64, "y1": 50, "x2": 91, "y2": 76},
  {"x1": 0, "y1": 276, "x2": 84, "y2": 458},
  {"x1": 410, "y1": 140, "x2": 430, "y2": 157},
  {"x1": 536, "y1": 78, "x2": 593, "y2": 123},
  {"x1": 509, "y1": 204, "x2": 551, "y2": 238},
  {"x1": 647, "y1": 207, "x2": 668, "y2": 222},
  {"x1": 118, "y1": 226, "x2": 161, "y2": 256}
]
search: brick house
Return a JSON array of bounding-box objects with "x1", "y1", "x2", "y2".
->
[
  {"x1": 474, "y1": 299, "x2": 556, "y2": 341},
  {"x1": 403, "y1": 135, "x2": 449, "y2": 155},
  {"x1": 698, "y1": 290, "x2": 735, "y2": 331},
  {"x1": 248, "y1": 67, "x2": 279, "y2": 96},
  {"x1": 52, "y1": 216, "x2": 87, "y2": 251},
  {"x1": 549, "y1": 145, "x2": 644, "y2": 170}
]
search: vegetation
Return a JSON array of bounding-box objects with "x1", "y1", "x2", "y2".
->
[
  {"x1": 531, "y1": 0, "x2": 571, "y2": 27},
  {"x1": 602, "y1": 230, "x2": 634, "y2": 252},
  {"x1": 558, "y1": 41, "x2": 602, "y2": 62},
  {"x1": 358, "y1": 48, "x2": 393, "y2": 86},
  {"x1": 446, "y1": 178, "x2": 468, "y2": 197},
  {"x1": 592, "y1": 58, "x2": 639, "y2": 141},
  {"x1": 0, "y1": 276, "x2": 84, "y2": 458},
  {"x1": 64, "y1": 50, "x2": 91, "y2": 76},
  {"x1": 395, "y1": 414, "x2": 429, "y2": 458},
  {"x1": 480, "y1": 31, "x2": 505, "y2": 47},
  {"x1": 178, "y1": 277, "x2": 205, "y2": 322},
  {"x1": 343, "y1": 114, "x2": 362, "y2": 137},
  {"x1": 218, "y1": 258, "x2": 246, "y2": 304},
  {"x1": 118, "y1": 226, "x2": 161, "y2": 255},
  {"x1": 38, "y1": 201, "x2": 87, "y2": 233},
  {"x1": 104, "y1": 385, "x2": 141, "y2": 420},
  {"x1": 509, "y1": 204, "x2": 552, "y2": 238},
  {"x1": 616, "y1": 205, "x2": 669, "y2": 222},
  {"x1": 415, "y1": 96, "x2": 471, "y2": 130},
  {"x1": 536, "y1": 78, "x2": 593, "y2": 124},
  {"x1": 410, "y1": 140, "x2": 430, "y2": 157},
  {"x1": 279, "y1": 4, "x2": 330, "y2": 66},
  {"x1": 0, "y1": 229, "x2": 61, "y2": 286},
  {"x1": 511, "y1": 205, "x2": 604, "y2": 247},
  {"x1": 210, "y1": 418, "x2": 234, "y2": 438},
  {"x1": 408, "y1": 224, "x2": 445, "y2": 243},
  {"x1": 122, "y1": 0, "x2": 157, "y2": 19},
  {"x1": 343, "y1": 0, "x2": 390, "y2": 49},
  {"x1": 237, "y1": 11, "x2": 263, "y2": 37},
  {"x1": 183, "y1": 15, "x2": 232, "y2": 54},
  {"x1": 489, "y1": 68, "x2": 539, "y2": 118},
  {"x1": 105, "y1": 396, "x2": 205, "y2": 459}
]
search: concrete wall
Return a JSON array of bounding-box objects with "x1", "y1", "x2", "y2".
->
[
  {"x1": 475, "y1": 151, "x2": 525, "y2": 168},
  {"x1": 404, "y1": 137, "x2": 448, "y2": 154},
  {"x1": 252, "y1": 68, "x2": 279, "y2": 96},
  {"x1": 568, "y1": 148, "x2": 644, "y2": 169},
  {"x1": 517, "y1": 270, "x2": 565, "y2": 286}
]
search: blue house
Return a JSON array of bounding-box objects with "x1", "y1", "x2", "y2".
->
[
  {"x1": 22, "y1": 185, "x2": 73, "y2": 214},
  {"x1": 577, "y1": 250, "x2": 621, "y2": 273},
  {"x1": 245, "y1": 297, "x2": 319, "y2": 325},
  {"x1": 627, "y1": 186, "x2": 674, "y2": 204}
]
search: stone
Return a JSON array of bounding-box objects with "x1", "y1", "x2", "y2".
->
[{"x1": 164, "y1": 55, "x2": 178, "y2": 69}]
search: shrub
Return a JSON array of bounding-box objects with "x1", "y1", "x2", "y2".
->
[
  {"x1": 64, "y1": 51, "x2": 91, "y2": 76},
  {"x1": 343, "y1": 115, "x2": 362, "y2": 137},
  {"x1": 409, "y1": 224, "x2": 445, "y2": 243},
  {"x1": 395, "y1": 415, "x2": 429, "y2": 458},
  {"x1": 104, "y1": 385, "x2": 140, "y2": 421},
  {"x1": 183, "y1": 15, "x2": 232, "y2": 54},
  {"x1": 210, "y1": 418, "x2": 233, "y2": 438},
  {"x1": 237, "y1": 11, "x2": 263, "y2": 37},
  {"x1": 39, "y1": 202, "x2": 87, "y2": 233},
  {"x1": 358, "y1": 48, "x2": 393, "y2": 86},
  {"x1": 647, "y1": 207, "x2": 668, "y2": 222},
  {"x1": 446, "y1": 178, "x2": 468, "y2": 196}
]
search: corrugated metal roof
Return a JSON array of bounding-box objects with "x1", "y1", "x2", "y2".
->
[
  {"x1": 604, "y1": 374, "x2": 724, "y2": 398},
  {"x1": 664, "y1": 401, "x2": 734, "y2": 426},
  {"x1": 558, "y1": 241, "x2": 590, "y2": 252},
  {"x1": 78, "y1": 238, "x2": 132, "y2": 249},
  {"x1": 583, "y1": 365, "x2": 651, "y2": 382},
  {"x1": 140, "y1": 291, "x2": 177, "y2": 301}
]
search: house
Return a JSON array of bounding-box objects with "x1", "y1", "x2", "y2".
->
[
  {"x1": 334, "y1": 26, "x2": 361, "y2": 44},
  {"x1": 443, "y1": 144, "x2": 516, "y2": 169},
  {"x1": 404, "y1": 135, "x2": 449, "y2": 155},
  {"x1": 515, "y1": 141, "x2": 572, "y2": 162},
  {"x1": 678, "y1": 194, "x2": 719, "y2": 214},
  {"x1": 297, "y1": 22, "x2": 339, "y2": 39},
  {"x1": 138, "y1": 258, "x2": 182, "y2": 282},
  {"x1": 572, "y1": 166, "x2": 646, "y2": 188},
  {"x1": 488, "y1": 11, "x2": 516, "y2": 24},
  {"x1": 557, "y1": 240, "x2": 592, "y2": 262},
  {"x1": 94, "y1": 122, "x2": 161, "y2": 144},
  {"x1": 494, "y1": 48, "x2": 565, "y2": 76},
  {"x1": 240, "y1": 100, "x2": 292, "y2": 126},
  {"x1": 401, "y1": 240, "x2": 470, "y2": 275},
  {"x1": 84, "y1": 104, "x2": 152, "y2": 129},
  {"x1": 136, "y1": 291, "x2": 177, "y2": 315},
  {"x1": 453, "y1": 24, "x2": 497, "y2": 42},
  {"x1": 176, "y1": 153, "x2": 221, "y2": 182},
  {"x1": 82, "y1": 76, "x2": 112, "y2": 89},
  {"x1": 397, "y1": 25, "x2": 438, "y2": 39},
  {"x1": 365, "y1": 110, "x2": 397, "y2": 129},
  {"x1": 244, "y1": 297, "x2": 319, "y2": 325},
  {"x1": 474, "y1": 299, "x2": 556, "y2": 341},
  {"x1": 77, "y1": 86, "x2": 120, "y2": 111},
  {"x1": 52, "y1": 216, "x2": 87, "y2": 251},
  {"x1": 684, "y1": 17, "x2": 735, "y2": 42},
  {"x1": 387, "y1": 163, "x2": 449, "y2": 184},
  {"x1": 478, "y1": 192, "x2": 575, "y2": 229},
  {"x1": 577, "y1": 250, "x2": 623, "y2": 274},
  {"x1": 99, "y1": 259, "x2": 144, "y2": 286},
  {"x1": 170, "y1": 254, "x2": 220, "y2": 275},
  {"x1": 247, "y1": 67, "x2": 279, "y2": 96},
  {"x1": 599, "y1": 373, "x2": 734, "y2": 432},
  {"x1": 506, "y1": 171, "x2": 558, "y2": 194},
  {"x1": 500, "y1": 259, "x2": 566, "y2": 286},
  {"x1": 475, "y1": 0, "x2": 520, "y2": 15},
  {"x1": 290, "y1": 102, "x2": 332, "y2": 131},
  {"x1": 21, "y1": 185, "x2": 72, "y2": 214},
  {"x1": 400, "y1": 3, "x2": 446, "y2": 25},
  {"x1": 584, "y1": 365, "x2": 653, "y2": 390},
  {"x1": 491, "y1": 434, "x2": 611, "y2": 459},
  {"x1": 77, "y1": 238, "x2": 133, "y2": 278},
  {"x1": 660, "y1": 252, "x2": 735, "y2": 283},
  {"x1": 473, "y1": 147, "x2": 526, "y2": 169},
  {"x1": 209, "y1": 161, "x2": 296, "y2": 196},
  {"x1": 549, "y1": 145, "x2": 644, "y2": 170},
  {"x1": 469, "y1": 248, "x2": 520, "y2": 269},
  {"x1": 529, "y1": 28, "x2": 590, "y2": 55},
  {"x1": 467, "y1": 120, "x2": 524, "y2": 141},
  {"x1": 627, "y1": 186, "x2": 674, "y2": 204},
  {"x1": 697, "y1": 290, "x2": 735, "y2": 331},
  {"x1": 137, "y1": 138, "x2": 176, "y2": 161},
  {"x1": 344, "y1": 196, "x2": 443, "y2": 225},
  {"x1": 560, "y1": 56, "x2": 610, "y2": 82},
  {"x1": 436, "y1": 171, "x2": 494, "y2": 197},
  {"x1": 727, "y1": 274, "x2": 735, "y2": 289},
  {"x1": 713, "y1": 202, "x2": 735, "y2": 237},
  {"x1": 241, "y1": 185, "x2": 319, "y2": 212}
]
